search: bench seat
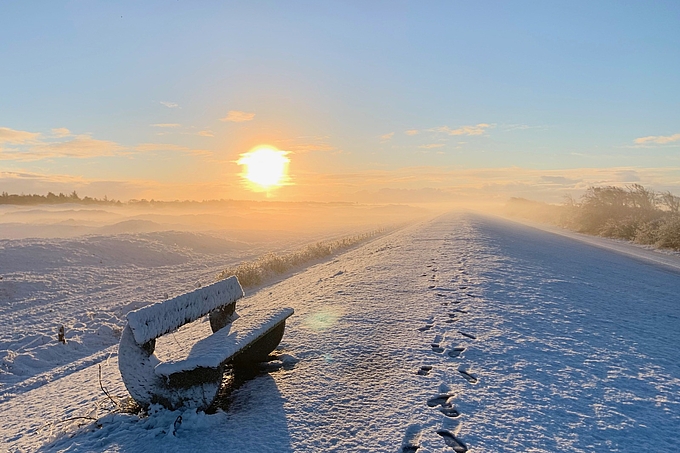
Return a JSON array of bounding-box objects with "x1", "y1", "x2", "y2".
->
[{"x1": 155, "y1": 306, "x2": 294, "y2": 378}]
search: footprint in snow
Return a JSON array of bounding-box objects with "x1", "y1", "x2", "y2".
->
[
  {"x1": 418, "y1": 324, "x2": 434, "y2": 332},
  {"x1": 426, "y1": 392, "x2": 460, "y2": 417},
  {"x1": 458, "y1": 331, "x2": 476, "y2": 340},
  {"x1": 458, "y1": 367, "x2": 478, "y2": 384},
  {"x1": 417, "y1": 365, "x2": 432, "y2": 376},
  {"x1": 437, "y1": 429, "x2": 467, "y2": 453},
  {"x1": 439, "y1": 406, "x2": 461, "y2": 417},
  {"x1": 436, "y1": 429, "x2": 468, "y2": 452},
  {"x1": 400, "y1": 425, "x2": 423, "y2": 453},
  {"x1": 426, "y1": 393, "x2": 454, "y2": 407},
  {"x1": 447, "y1": 347, "x2": 466, "y2": 358},
  {"x1": 431, "y1": 334, "x2": 445, "y2": 351}
]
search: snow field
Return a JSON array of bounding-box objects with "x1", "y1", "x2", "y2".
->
[
  {"x1": 0, "y1": 228, "x2": 366, "y2": 391},
  {"x1": 1, "y1": 213, "x2": 679, "y2": 452}
]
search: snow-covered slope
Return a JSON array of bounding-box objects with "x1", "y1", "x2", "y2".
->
[
  {"x1": 0, "y1": 229, "x2": 340, "y2": 392},
  {"x1": 1, "y1": 213, "x2": 679, "y2": 452}
]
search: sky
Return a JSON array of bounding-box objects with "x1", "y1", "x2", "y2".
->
[{"x1": 1, "y1": 1, "x2": 679, "y2": 203}]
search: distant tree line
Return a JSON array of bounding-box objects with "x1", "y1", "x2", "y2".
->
[
  {"x1": 0, "y1": 191, "x2": 121, "y2": 205},
  {"x1": 505, "y1": 184, "x2": 680, "y2": 250},
  {"x1": 0, "y1": 191, "x2": 357, "y2": 209}
]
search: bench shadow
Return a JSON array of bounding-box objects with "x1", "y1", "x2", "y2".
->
[{"x1": 36, "y1": 368, "x2": 292, "y2": 453}]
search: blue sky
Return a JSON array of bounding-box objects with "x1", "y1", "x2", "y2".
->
[{"x1": 1, "y1": 1, "x2": 679, "y2": 202}]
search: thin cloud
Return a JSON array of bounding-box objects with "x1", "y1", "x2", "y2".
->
[
  {"x1": 2, "y1": 135, "x2": 123, "y2": 161},
  {"x1": 634, "y1": 133, "x2": 680, "y2": 145},
  {"x1": 540, "y1": 176, "x2": 582, "y2": 186},
  {"x1": 51, "y1": 128, "x2": 72, "y2": 138},
  {"x1": 1, "y1": 127, "x2": 215, "y2": 162},
  {"x1": 151, "y1": 123, "x2": 181, "y2": 128},
  {"x1": 32, "y1": 135, "x2": 124, "y2": 159},
  {"x1": 197, "y1": 130, "x2": 214, "y2": 137},
  {"x1": 380, "y1": 132, "x2": 394, "y2": 141},
  {"x1": 160, "y1": 101, "x2": 179, "y2": 108},
  {"x1": 288, "y1": 143, "x2": 335, "y2": 153},
  {"x1": 501, "y1": 124, "x2": 548, "y2": 132},
  {"x1": 220, "y1": 111, "x2": 255, "y2": 122},
  {"x1": 274, "y1": 136, "x2": 336, "y2": 154},
  {"x1": 0, "y1": 127, "x2": 41, "y2": 144},
  {"x1": 135, "y1": 143, "x2": 212, "y2": 157},
  {"x1": 433, "y1": 123, "x2": 492, "y2": 136},
  {"x1": 419, "y1": 143, "x2": 445, "y2": 149},
  {"x1": 405, "y1": 130, "x2": 419, "y2": 136},
  {"x1": 615, "y1": 170, "x2": 641, "y2": 182}
]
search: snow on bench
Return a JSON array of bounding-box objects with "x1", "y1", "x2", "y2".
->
[
  {"x1": 126, "y1": 276, "x2": 244, "y2": 345},
  {"x1": 118, "y1": 276, "x2": 294, "y2": 411},
  {"x1": 155, "y1": 307, "x2": 294, "y2": 377}
]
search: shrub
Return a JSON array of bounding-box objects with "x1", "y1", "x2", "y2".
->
[
  {"x1": 656, "y1": 216, "x2": 680, "y2": 250},
  {"x1": 634, "y1": 219, "x2": 664, "y2": 245},
  {"x1": 504, "y1": 184, "x2": 680, "y2": 251},
  {"x1": 217, "y1": 228, "x2": 385, "y2": 288},
  {"x1": 599, "y1": 216, "x2": 641, "y2": 240}
]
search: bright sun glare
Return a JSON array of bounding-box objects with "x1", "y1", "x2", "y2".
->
[{"x1": 237, "y1": 146, "x2": 290, "y2": 191}]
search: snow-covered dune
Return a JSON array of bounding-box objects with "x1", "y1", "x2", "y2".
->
[{"x1": 1, "y1": 213, "x2": 679, "y2": 452}]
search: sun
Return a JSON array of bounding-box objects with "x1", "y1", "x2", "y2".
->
[{"x1": 237, "y1": 145, "x2": 290, "y2": 191}]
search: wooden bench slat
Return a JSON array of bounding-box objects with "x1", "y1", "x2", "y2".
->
[
  {"x1": 126, "y1": 276, "x2": 244, "y2": 345},
  {"x1": 154, "y1": 307, "x2": 294, "y2": 377}
]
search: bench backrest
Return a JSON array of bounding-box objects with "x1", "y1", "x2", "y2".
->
[{"x1": 126, "y1": 276, "x2": 244, "y2": 345}]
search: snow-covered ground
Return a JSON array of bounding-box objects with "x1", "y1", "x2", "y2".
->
[
  {"x1": 0, "y1": 200, "x2": 415, "y2": 394},
  {"x1": 0, "y1": 229, "x2": 323, "y2": 394},
  {"x1": 1, "y1": 213, "x2": 679, "y2": 452}
]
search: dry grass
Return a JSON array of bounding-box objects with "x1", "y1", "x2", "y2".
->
[{"x1": 217, "y1": 229, "x2": 385, "y2": 288}]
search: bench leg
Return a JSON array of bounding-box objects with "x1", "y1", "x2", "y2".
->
[
  {"x1": 209, "y1": 301, "x2": 236, "y2": 333},
  {"x1": 118, "y1": 324, "x2": 222, "y2": 411},
  {"x1": 118, "y1": 324, "x2": 164, "y2": 408},
  {"x1": 232, "y1": 321, "x2": 287, "y2": 366}
]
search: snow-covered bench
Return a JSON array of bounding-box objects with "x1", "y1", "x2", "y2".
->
[{"x1": 118, "y1": 276, "x2": 293, "y2": 410}]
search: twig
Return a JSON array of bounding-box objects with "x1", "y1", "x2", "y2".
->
[
  {"x1": 39, "y1": 416, "x2": 99, "y2": 432},
  {"x1": 60, "y1": 416, "x2": 98, "y2": 424},
  {"x1": 98, "y1": 363, "x2": 118, "y2": 408},
  {"x1": 171, "y1": 331, "x2": 183, "y2": 350}
]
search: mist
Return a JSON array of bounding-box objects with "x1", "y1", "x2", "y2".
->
[{"x1": 0, "y1": 198, "x2": 431, "y2": 241}]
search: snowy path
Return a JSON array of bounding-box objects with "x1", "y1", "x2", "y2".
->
[{"x1": 2, "y1": 213, "x2": 679, "y2": 452}]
